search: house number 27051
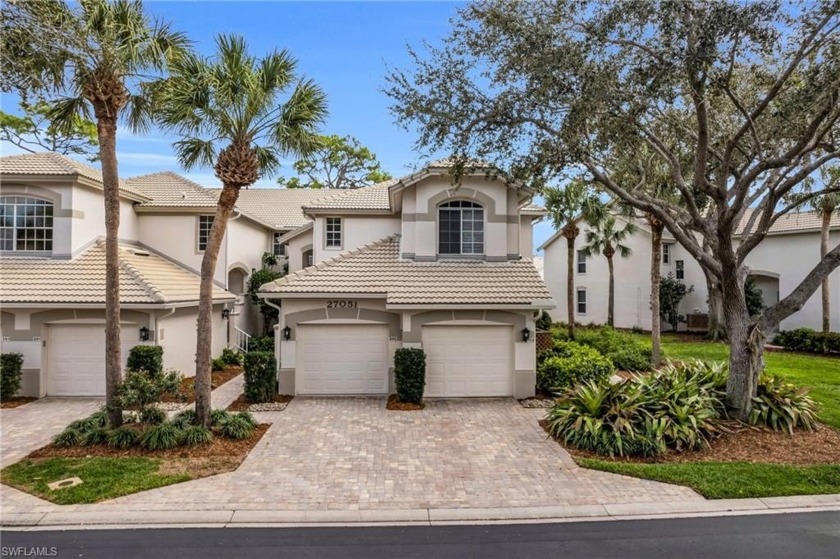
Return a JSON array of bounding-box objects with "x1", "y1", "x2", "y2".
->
[{"x1": 327, "y1": 300, "x2": 358, "y2": 309}]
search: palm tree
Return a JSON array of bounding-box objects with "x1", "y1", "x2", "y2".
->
[
  {"x1": 582, "y1": 215, "x2": 637, "y2": 327},
  {"x1": 812, "y1": 167, "x2": 840, "y2": 333},
  {"x1": 157, "y1": 35, "x2": 327, "y2": 427},
  {"x1": 0, "y1": 0, "x2": 188, "y2": 428},
  {"x1": 544, "y1": 181, "x2": 604, "y2": 339}
]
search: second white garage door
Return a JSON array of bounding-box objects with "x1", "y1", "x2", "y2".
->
[
  {"x1": 297, "y1": 324, "x2": 389, "y2": 395},
  {"x1": 47, "y1": 324, "x2": 136, "y2": 396},
  {"x1": 422, "y1": 325, "x2": 514, "y2": 397}
]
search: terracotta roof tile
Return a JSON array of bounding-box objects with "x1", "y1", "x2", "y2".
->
[
  {"x1": 737, "y1": 208, "x2": 840, "y2": 235},
  {"x1": 301, "y1": 181, "x2": 395, "y2": 211}
]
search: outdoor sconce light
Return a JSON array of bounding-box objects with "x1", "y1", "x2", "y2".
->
[
  {"x1": 139, "y1": 326, "x2": 150, "y2": 342},
  {"x1": 521, "y1": 328, "x2": 531, "y2": 342},
  {"x1": 221, "y1": 308, "x2": 231, "y2": 320},
  {"x1": 282, "y1": 325, "x2": 292, "y2": 340}
]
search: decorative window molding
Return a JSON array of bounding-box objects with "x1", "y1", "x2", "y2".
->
[
  {"x1": 0, "y1": 196, "x2": 54, "y2": 252},
  {"x1": 438, "y1": 200, "x2": 484, "y2": 255}
]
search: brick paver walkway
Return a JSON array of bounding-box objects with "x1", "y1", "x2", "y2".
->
[{"x1": 107, "y1": 397, "x2": 701, "y2": 511}]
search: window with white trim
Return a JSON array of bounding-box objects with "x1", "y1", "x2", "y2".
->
[
  {"x1": 198, "y1": 215, "x2": 214, "y2": 251},
  {"x1": 273, "y1": 232, "x2": 287, "y2": 256},
  {"x1": 577, "y1": 250, "x2": 587, "y2": 274},
  {"x1": 438, "y1": 200, "x2": 484, "y2": 255},
  {"x1": 662, "y1": 244, "x2": 671, "y2": 264},
  {"x1": 576, "y1": 288, "x2": 587, "y2": 314},
  {"x1": 0, "y1": 196, "x2": 54, "y2": 252},
  {"x1": 325, "y1": 217, "x2": 342, "y2": 248},
  {"x1": 676, "y1": 260, "x2": 685, "y2": 280}
]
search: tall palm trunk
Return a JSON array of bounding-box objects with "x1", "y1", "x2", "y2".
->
[
  {"x1": 194, "y1": 184, "x2": 240, "y2": 427},
  {"x1": 649, "y1": 219, "x2": 663, "y2": 367},
  {"x1": 606, "y1": 249, "x2": 615, "y2": 327},
  {"x1": 821, "y1": 209, "x2": 831, "y2": 333},
  {"x1": 562, "y1": 224, "x2": 579, "y2": 339}
]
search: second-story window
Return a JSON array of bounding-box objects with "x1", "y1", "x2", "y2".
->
[
  {"x1": 0, "y1": 196, "x2": 54, "y2": 252},
  {"x1": 662, "y1": 244, "x2": 671, "y2": 264},
  {"x1": 273, "y1": 232, "x2": 287, "y2": 256},
  {"x1": 198, "y1": 215, "x2": 214, "y2": 251},
  {"x1": 576, "y1": 289, "x2": 587, "y2": 314},
  {"x1": 325, "y1": 217, "x2": 342, "y2": 248},
  {"x1": 439, "y1": 200, "x2": 484, "y2": 255},
  {"x1": 577, "y1": 250, "x2": 587, "y2": 274},
  {"x1": 676, "y1": 260, "x2": 685, "y2": 280}
]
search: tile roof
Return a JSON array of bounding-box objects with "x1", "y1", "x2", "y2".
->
[
  {"x1": 301, "y1": 181, "x2": 396, "y2": 211},
  {"x1": 519, "y1": 201, "x2": 547, "y2": 215},
  {"x1": 261, "y1": 235, "x2": 553, "y2": 306},
  {"x1": 0, "y1": 152, "x2": 150, "y2": 200},
  {"x1": 228, "y1": 188, "x2": 329, "y2": 229},
  {"x1": 127, "y1": 172, "x2": 218, "y2": 208},
  {"x1": 737, "y1": 208, "x2": 840, "y2": 235},
  {"x1": 0, "y1": 241, "x2": 234, "y2": 305}
]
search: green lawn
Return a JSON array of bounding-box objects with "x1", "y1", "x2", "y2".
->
[
  {"x1": 578, "y1": 459, "x2": 840, "y2": 499},
  {"x1": 1, "y1": 457, "x2": 189, "y2": 504},
  {"x1": 654, "y1": 334, "x2": 840, "y2": 429}
]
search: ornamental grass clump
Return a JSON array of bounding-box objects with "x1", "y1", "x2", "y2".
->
[
  {"x1": 108, "y1": 426, "x2": 140, "y2": 449},
  {"x1": 140, "y1": 422, "x2": 182, "y2": 451}
]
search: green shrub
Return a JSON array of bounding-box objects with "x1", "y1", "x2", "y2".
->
[
  {"x1": 394, "y1": 348, "x2": 426, "y2": 404},
  {"x1": 574, "y1": 327, "x2": 654, "y2": 372},
  {"x1": 248, "y1": 335, "x2": 275, "y2": 353},
  {"x1": 220, "y1": 348, "x2": 244, "y2": 367},
  {"x1": 52, "y1": 429, "x2": 82, "y2": 448},
  {"x1": 139, "y1": 406, "x2": 166, "y2": 425},
  {"x1": 171, "y1": 409, "x2": 197, "y2": 429},
  {"x1": 537, "y1": 341, "x2": 614, "y2": 392},
  {"x1": 117, "y1": 369, "x2": 182, "y2": 410},
  {"x1": 236, "y1": 411, "x2": 257, "y2": 428},
  {"x1": 219, "y1": 414, "x2": 254, "y2": 439},
  {"x1": 211, "y1": 358, "x2": 226, "y2": 372},
  {"x1": 126, "y1": 345, "x2": 164, "y2": 377},
  {"x1": 82, "y1": 428, "x2": 109, "y2": 446},
  {"x1": 182, "y1": 426, "x2": 213, "y2": 446},
  {"x1": 749, "y1": 375, "x2": 819, "y2": 433},
  {"x1": 0, "y1": 352, "x2": 24, "y2": 401},
  {"x1": 243, "y1": 352, "x2": 276, "y2": 403},
  {"x1": 140, "y1": 422, "x2": 181, "y2": 451},
  {"x1": 210, "y1": 409, "x2": 232, "y2": 427},
  {"x1": 108, "y1": 426, "x2": 140, "y2": 449},
  {"x1": 773, "y1": 328, "x2": 840, "y2": 355}
]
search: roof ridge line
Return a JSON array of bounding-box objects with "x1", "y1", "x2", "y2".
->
[{"x1": 115, "y1": 245, "x2": 167, "y2": 303}]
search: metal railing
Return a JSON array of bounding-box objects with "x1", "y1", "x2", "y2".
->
[{"x1": 234, "y1": 326, "x2": 251, "y2": 353}]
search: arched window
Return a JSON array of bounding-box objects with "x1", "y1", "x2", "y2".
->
[
  {"x1": 0, "y1": 196, "x2": 54, "y2": 252},
  {"x1": 438, "y1": 200, "x2": 484, "y2": 255}
]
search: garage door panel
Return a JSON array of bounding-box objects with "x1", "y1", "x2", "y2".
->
[
  {"x1": 298, "y1": 324, "x2": 388, "y2": 395},
  {"x1": 422, "y1": 326, "x2": 513, "y2": 398},
  {"x1": 47, "y1": 325, "x2": 135, "y2": 397}
]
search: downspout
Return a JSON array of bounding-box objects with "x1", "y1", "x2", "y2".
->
[{"x1": 153, "y1": 308, "x2": 176, "y2": 347}]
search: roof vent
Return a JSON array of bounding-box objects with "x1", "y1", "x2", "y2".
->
[
  {"x1": 129, "y1": 249, "x2": 151, "y2": 257},
  {"x1": 181, "y1": 192, "x2": 187, "y2": 199}
]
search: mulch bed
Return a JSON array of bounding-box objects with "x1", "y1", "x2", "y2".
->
[
  {"x1": 160, "y1": 367, "x2": 242, "y2": 404},
  {"x1": 540, "y1": 419, "x2": 840, "y2": 466},
  {"x1": 0, "y1": 397, "x2": 38, "y2": 409},
  {"x1": 386, "y1": 394, "x2": 424, "y2": 411},
  {"x1": 226, "y1": 393, "x2": 293, "y2": 412}
]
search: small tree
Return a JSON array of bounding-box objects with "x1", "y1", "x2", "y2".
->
[
  {"x1": 278, "y1": 134, "x2": 391, "y2": 189},
  {"x1": 1, "y1": 99, "x2": 97, "y2": 159},
  {"x1": 247, "y1": 262, "x2": 284, "y2": 335},
  {"x1": 812, "y1": 166, "x2": 840, "y2": 333},
  {"x1": 660, "y1": 274, "x2": 694, "y2": 331},
  {"x1": 581, "y1": 216, "x2": 636, "y2": 327}
]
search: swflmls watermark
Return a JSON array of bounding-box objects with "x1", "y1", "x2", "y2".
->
[{"x1": 1, "y1": 547, "x2": 59, "y2": 557}]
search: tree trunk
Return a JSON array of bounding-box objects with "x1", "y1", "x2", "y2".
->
[
  {"x1": 649, "y1": 222, "x2": 663, "y2": 367},
  {"x1": 821, "y1": 210, "x2": 831, "y2": 333},
  {"x1": 607, "y1": 254, "x2": 615, "y2": 327},
  {"x1": 97, "y1": 114, "x2": 123, "y2": 429},
  {"x1": 194, "y1": 185, "x2": 241, "y2": 427},
  {"x1": 704, "y1": 269, "x2": 726, "y2": 340},
  {"x1": 566, "y1": 234, "x2": 576, "y2": 340}
]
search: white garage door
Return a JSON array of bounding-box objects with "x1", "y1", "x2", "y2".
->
[
  {"x1": 297, "y1": 324, "x2": 389, "y2": 395},
  {"x1": 47, "y1": 324, "x2": 135, "y2": 396},
  {"x1": 422, "y1": 325, "x2": 513, "y2": 397}
]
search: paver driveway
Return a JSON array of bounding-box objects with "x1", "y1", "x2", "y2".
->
[
  {"x1": 105, "y1": 397, "x2": 700, "y2": 511},
  {"x1": 0, "y1": 398, "x2": 102, "y2": 468}
]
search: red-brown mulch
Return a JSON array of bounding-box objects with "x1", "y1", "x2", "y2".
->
[
  {"x1": 226, "y1": 393, "x2": 293, "y2": 411},
  {"x1": 0, "y1": 397, "x2": 38, "y2": 409},
  {"x1": 159, "y1": 367, "x2": 242, "y2": 404},
  {"x1": 386, "y1": 394, "x2": 424, "y2": 411},
  {"x1": 540, "y1": 419, "x2": 840, "y2": 465}
]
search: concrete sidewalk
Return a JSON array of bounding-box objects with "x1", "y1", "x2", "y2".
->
[{"x1": 2, "y1": 493, "x2": 839, "y2": 529}]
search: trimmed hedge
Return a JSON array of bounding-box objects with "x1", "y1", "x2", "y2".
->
[
  {"x1": 394, "y1": 348, "x2": 426, "y2": 404},
  {"x1": 244, "y1": 351, "x2": 277, "y2": 403},
  {"x1": 1, "y1": 352, "x2": 24, "y2": 401},
  {"x1": 570, "y1": 327, "x2": 654, "y2": 372},
  {"x1": 248, "y1": 335, "x2": 275, "y2": 353},
  {"x1": 773, "y1": 328, "x2": 840, "y2": 355},
  {"x1": 127, "y1": 345, "x2": 163, "y2": 377},
  {"x1": 537, "y1": 340, "x2": 614, "y2": 392}
]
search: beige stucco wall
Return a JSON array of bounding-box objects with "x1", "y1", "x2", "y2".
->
[
  {"x1": 70, "y1": 186, "x2": 140, "y2": 253},
  {"x1": 286, "y1": 228, "x2": 313, "y2": 272},
  {"x1": 156, "y1": 305, "x2": 227, "y2": 376},
  {"x1": 312, "y1": 215, "x2": 400, "y2": 264}
]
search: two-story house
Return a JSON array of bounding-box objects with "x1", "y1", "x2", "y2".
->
[{"x1": 261, "y1": 161, "x2": 553, "y2": 399}]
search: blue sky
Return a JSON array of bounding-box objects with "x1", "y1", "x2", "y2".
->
[{"x1": 1, "y1": 1, "x2": 554, "y2": 250}]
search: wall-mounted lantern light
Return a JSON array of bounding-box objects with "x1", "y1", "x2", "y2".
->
[
  {"x1": 221, "y1": 308, "x2": 231, "y2": 320},
  {"x1": 282, "y1": 325, "x2": 292, "y2": 341},
  {"x1": 521, "y1": 328, "x2": 531, "y2": 342},
  {"x1": 139, "y1": 326, "x2": 150, "y2": 342}
]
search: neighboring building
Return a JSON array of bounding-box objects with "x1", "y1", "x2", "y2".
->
[
  {"x1": 261, "y1": 162, "x2": 553, "y2": 399},
  {"x1": 0, "y1": 153, "x2": 552, "y2": 399},
  {"x1": 539, "y1": 211, "x2": 840, "y2": 332}
]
